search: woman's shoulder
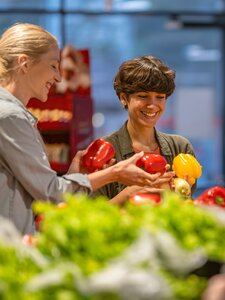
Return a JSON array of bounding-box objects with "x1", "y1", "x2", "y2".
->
[
  {"x1": 156, "y1": 130, "x2": 190, "y2": 143},
  {"x1": 0, "y1": 101, "x2": 28, "y2": 120},
  {"x1": 102, "y1": 122, "x2": 128, "y2": 144},
  {"x1": 101, "y1": 131, "x2": 121, "y2": 152},
  {"x1": 0, "y1": 99, "x2": 36, "y2": 130},
  {"x1": 0, "y1": 90, "x2": 26, "y2": 117},
  {"x1": 156, "y1": 129, "x2": 194, "y2": 154},
  {"x1": 0, "y1": 100, "x2": 20, "y2": 117},
  {"x1": 103, "y1": 131, "x2": 119, "y2": 143},
  {"x1": 164, "y1": 133, "x2": 191, "y2": 144}
]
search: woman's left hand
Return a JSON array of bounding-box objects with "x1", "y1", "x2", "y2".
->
[
  {"x1": 102, "y1": 158, "x2": 116, "y2": 169},
  {"x1": 67, "y1": 150, "x2": 87, "y2": 174},
  {"x1": 154, "y1": 170, "x2": 175, "y2": 189}
]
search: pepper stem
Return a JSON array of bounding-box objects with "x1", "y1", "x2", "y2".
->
[{"x1": 215, "y1": 196, "x2": 224, "y2": 205}]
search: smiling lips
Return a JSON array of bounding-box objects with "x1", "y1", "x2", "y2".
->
[
  {"x1": 46, "y1": 82, "x2": 52, "y2": 91},
  {"x1": 141, "y1": 111, "x2": 158, "y2": 118}
]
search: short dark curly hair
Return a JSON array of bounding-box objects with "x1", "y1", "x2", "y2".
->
[{"x1": 113, "y1": 55, "x2": 176, "y2": 101}]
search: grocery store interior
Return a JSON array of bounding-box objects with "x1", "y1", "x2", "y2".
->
[
  {"x1": 1, "y1": 0, "x2": 225, "y2": 195},
  {"x1": 2, "y1": 1, "x2": 225, "y2": 299}
]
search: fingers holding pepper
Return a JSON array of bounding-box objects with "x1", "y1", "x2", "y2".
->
[
  {"x1": 111, "y1": 152, "x2": 162, "y2": 187},
  {"x1": 135, "y1": 152, "x2": 174, "y2": 189},
  {"x1": 67, "y1": 150, "x2": 86, "y2": 174}
]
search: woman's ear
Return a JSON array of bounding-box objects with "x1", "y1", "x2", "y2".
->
[
  {"x1": 17, "y1": 54, "x2": 30, "y2": 73},
  {"x1": 120, "y1": 93, "x2": 128, "y2": 108}
]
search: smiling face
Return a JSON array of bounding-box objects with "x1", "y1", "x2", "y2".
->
[
  {"x1": 121, "y1": 91, "x2": 167, "y2": 129},
  {"x1": 25, "y1": 44, "x2": 61, "y2": 102}
]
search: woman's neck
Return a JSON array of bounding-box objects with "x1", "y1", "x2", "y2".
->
[
  {"x1": 127, "y1": 119, "x2": 158, "y2": 152},
  {"x1": 3, "y1": 82, "x2": 29, "y2": 106}
]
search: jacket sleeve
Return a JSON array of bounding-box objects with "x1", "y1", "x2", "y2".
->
[{"x1": 0, "y1": 115, "x2": 92, "y2": 203}]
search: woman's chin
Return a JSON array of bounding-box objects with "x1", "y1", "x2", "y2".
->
[{"x1": 38, "y1": 94, "x2": 49, "y2": 102}]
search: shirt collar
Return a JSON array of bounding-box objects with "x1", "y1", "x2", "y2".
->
[
  {"x1": 155, "y1": 129, "x2": 173, "y2": 155},
  {"x1": 117, "y1": 121, "x2": 173, "y2": 157},
  {"x1": 117, "y1": 121, "x2": 135, "y2": 158}
]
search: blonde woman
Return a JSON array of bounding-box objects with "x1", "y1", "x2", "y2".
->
[{"x1": 0, "y1": 23, "x2": 166, "y2": 234}]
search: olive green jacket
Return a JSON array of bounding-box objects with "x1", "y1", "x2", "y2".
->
[{"x1": 92, "y1": 121, "x2": 196, "y2": 200}]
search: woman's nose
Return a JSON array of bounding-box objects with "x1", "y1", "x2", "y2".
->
[
  {"x1": 55, "y1": 69, "x2": 62, "y2": 83},
  {"x1": 146, "y1": 97, "x2": 157, "y2": 105},
  {"x1": 146, "y1": 100, "x2": 154, "y2": 107}
]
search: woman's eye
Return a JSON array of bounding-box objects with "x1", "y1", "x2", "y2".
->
[
  {"x1": 52, "y1": 63, "x2": 59, "y2": 70},
  {"x1": 136, "y1": 93, "x2": 166, "y2": 100},
  {"x1": 138, "y1": 95, "x2": 147, "y2": 98}
]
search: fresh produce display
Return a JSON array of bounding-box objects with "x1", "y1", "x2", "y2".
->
[
  {"x1": 0, "y1": 243, "x2": 41, "y2": 300},
  {"x1": 81, "y1": 138, "x2": 115, "y2": 173},
  {"x1": 172, "y1": 153, "x2": 202, "y2": 185},
  {"x1": 136, "y1": 153, "x2": 167, "y2": 174},
  {"x1": 0, "y1": 191, "x2": 225, "y2": 299},
  {"x1": 35, "y1": 203, "x2": 69, "y2": 232},
  {"x1": 195, "y1": 186, "x2": 225, "y2": 208}
]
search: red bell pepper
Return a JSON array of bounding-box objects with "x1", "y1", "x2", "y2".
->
[
  {"x1": 195, "y1": 186, "x2": 225, "y2": 208},
  {"x1": 82, "y1": 139, "x2": 115, "y2": 173},
  {"x1": 136, "y1": 153, "x2": 167, "y2": 174},
  {"x1": 129, "y1": 193, "x2": 161, "y2": 205}
]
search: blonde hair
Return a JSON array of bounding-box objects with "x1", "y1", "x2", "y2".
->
[{"x1": 0, "y1": 23, "x2": 58, "y2": 83}]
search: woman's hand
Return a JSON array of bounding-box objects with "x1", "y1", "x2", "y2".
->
[
  {"x1": 111, "y1": 152, "x2": 172, "y2": 187},
  {"x1": 88, "y1": 152, "x2": 174, "y2": 192},
  {"x1": 67, "y1": 150, "x2": 87, "y2": 174},
  {"x1": 102, "y1": 158, "x2": 116, "y2": 170},
  {"x1": 129, "y1": 185, "x2": 164, "y2": 195},
  {"x1": 202, "y1": 274, "x2": 225, "y2": 300},
  {"x1": 67, "y1": 151, "x2": 116, "y2": 175},
  {"x1": 154, "y1": 170, "x2": 175, "y2": 189}
]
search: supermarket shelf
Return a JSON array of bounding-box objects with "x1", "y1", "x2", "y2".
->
[{"x1": 37, "y1": 121, "x2": 71, "y2": 131}]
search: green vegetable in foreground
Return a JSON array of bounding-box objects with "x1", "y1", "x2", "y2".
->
[{"x1": 0, "y1": 191, "x2": 224, "y2": 299}]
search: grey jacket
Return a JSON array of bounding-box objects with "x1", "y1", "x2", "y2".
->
[{"x1": 0, "y1": 87, "x2": 92, "y2": 234}]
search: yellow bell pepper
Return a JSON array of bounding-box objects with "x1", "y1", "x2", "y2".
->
[{"x1": 172, "y1": 153, "x2": 202, "y2": 185}]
